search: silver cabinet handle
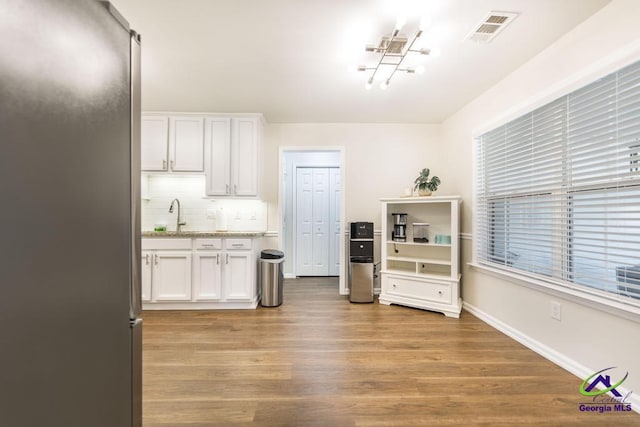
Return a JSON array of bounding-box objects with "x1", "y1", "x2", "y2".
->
[
  {"x1": 145, "y1": 254, "x2": 150, "y2": 265},
  {"x1": 162, "y1": 159, "x2": 166, "y2": 170},
  {"x1": 226, "y1": 184, "x2": 229, "y2": 194},
  {"x1": 154, "y1": 254, "x2": 158, "y2": 265},
  {"x1": 234, "y1": 184, "x2": 237, "y2": 194},
  {"x1": 226, "y1": 254, "x2": 229, "y2": 264},
  {"x1": 201, "y1": 244, "x2": 214, "y2": 247},
  {"x1": 231, "y1": 243, "x2": 243, "y2": 247},
  {"x1": 216, "y1": 254, "x2": 220, "y2": 264},
  {"x1": 170, "y1": 160, "x2": 174, "y2": 170}
]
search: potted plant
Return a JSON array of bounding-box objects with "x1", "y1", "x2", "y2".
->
[{"x1": 413, "y1": 168, "x2": 440, "y2": 196}]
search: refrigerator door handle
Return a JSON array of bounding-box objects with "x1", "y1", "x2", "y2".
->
[{"x1": 129, "y1": 30, "x2": 142, "y2": 320}]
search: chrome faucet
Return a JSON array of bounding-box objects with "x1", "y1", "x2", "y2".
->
[{"x1": 168, "y1": 198, "x2": 187, "y2": 233}]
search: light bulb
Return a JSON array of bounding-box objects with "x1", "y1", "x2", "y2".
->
[
  {"x1": 380, "y1": 81, "x2": 388, "y2": 90},
  {"x1": 395, "y1": 16, "x2": 407, "y2": 31},
  {"x1": 430, "y1": 47, "x2": 441, "y2": 58},
  {"x1": 365, "y1": 82, "x2": 372, "y2": 90},
  {"x1": 416, "y1": 65, "x2": 425, "y2": 75}
]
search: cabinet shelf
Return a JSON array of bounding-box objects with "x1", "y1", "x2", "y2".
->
[
  {"x1": 386, "y1": 256, "x2": 451, "y2": 266},
  {"x1": 386, "y1": 240, "x2": 451, "y2": 247}
]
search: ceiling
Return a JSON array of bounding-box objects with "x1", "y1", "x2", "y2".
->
[{"x1": 111, "y1": 0, "x2": 611, "y2": 123}]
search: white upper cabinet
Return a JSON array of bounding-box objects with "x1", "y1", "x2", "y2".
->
[
  {"x1": 170, "y1": 117, "x2": 204, "y2": 172},
  {"x1": 204, "y1": 117, "x2": 232, "y2": 196},
  {"x1": 205, "y1": 115, "x2": 261, "y2": 197},
  {"x1": 141, "y1": 114, "x2": 205, "y2": 173},
  {"x1": 232, "y1": 117, "x2": 259, "y2": 196},
  {"x1": 141, "y1": 116, "x2": 169, "y2": 171}
]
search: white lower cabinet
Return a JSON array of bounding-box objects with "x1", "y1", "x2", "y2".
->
[
  {"x1": 193, "y1": 251, "x2": 222, "y2": 300},
  {"x1": 153, "y1": 252, "x2": 192, "y2": 301},
  {"x1": 142, "y1": 250, "x2": 192, "y2": 301},
  {"x1": 225, "y1": 251, "x2": 253, "y2": 300},
  {"x1": 141, "y1": 251, "x2": 153, "y2": 302},
  {"x1": 141, "y1": 236, "x2": 259, "y2": 309}
]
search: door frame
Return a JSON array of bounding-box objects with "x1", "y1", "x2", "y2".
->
[{"x1": 278, "y1": 147, "x2": 347, "y2": 295}]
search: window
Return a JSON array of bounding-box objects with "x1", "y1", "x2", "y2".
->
[{"x1": 476, "y1": 59, "x2": 640, "y2": 305}]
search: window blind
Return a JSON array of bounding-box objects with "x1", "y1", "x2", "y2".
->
[{"x1": 476, "y1": 59, "x2": 640, "y2": 305}]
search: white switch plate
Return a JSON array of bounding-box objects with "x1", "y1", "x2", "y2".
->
[{"x1": 551, "y1": 301, "x2": 562, "y2": 321}]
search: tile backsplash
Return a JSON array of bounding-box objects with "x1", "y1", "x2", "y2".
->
[{"x1": 141, "y1": 174, "x2": 266, "y2": 232}]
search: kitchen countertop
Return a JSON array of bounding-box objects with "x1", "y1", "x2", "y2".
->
[{"x1": 142, "y1": 231, "x2": 265, "y2": 238}]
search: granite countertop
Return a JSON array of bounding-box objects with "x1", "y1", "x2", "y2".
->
[{"x1": 142, "y1": 231, "x2": 265, "y2": 238}]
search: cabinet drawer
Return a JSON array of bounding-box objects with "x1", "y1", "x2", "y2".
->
[
  {"x1": 195, "y1": 238, "x2": 222, "y2": 250},
  {"x1": 225, "y1": 238, "x2": 252, "y2": 250},
  {"x1": 383, "y1": 275, "x2": 451, "y2": 304},
  {"x1": 141, "y1": 238, "x2": 192, "y2": 250}
]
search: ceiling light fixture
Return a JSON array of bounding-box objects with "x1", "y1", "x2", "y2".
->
[{"x1": 357, "y1": 16, "x2": 438, "y2": 90}]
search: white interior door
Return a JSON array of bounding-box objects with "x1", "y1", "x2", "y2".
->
[
  {"x1": 312, "y1": 169, "x2": 329, "y2": 275},
  {"x1": 295, "y1": 167, "x2": 337, "y2": 276},
  {"x1": 329, "y1": 168, "x2": 341, "y2": 276},
  {"x1": 295, "y1": 168, "x2": 314, "y2": 275}
]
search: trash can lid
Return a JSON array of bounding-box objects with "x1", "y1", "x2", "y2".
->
[{"x1": 261, "y1": 249, "x2": 284, "y2": 259}]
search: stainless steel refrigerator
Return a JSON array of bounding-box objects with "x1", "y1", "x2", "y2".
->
[{"x1": 0, "y1": 1, "x2": 142, "y2": 425}]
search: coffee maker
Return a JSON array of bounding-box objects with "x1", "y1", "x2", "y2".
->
[{"x1": 391, "y1": 213, "x2": 407, "y2": 242}]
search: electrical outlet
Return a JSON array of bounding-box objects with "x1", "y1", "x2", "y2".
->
[{"x1": 551, "y1": 301, "x2": 562, "y2": 321}]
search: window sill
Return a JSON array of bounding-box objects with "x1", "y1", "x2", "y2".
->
[{"x1": 468, "y1": 262, "x2": 640, "y2": 323}]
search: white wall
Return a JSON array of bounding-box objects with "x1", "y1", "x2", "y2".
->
[
  {"x1": 442, "y1": 0, "x2": 640, "y2": 396},
  {"x1": 263, "y1": 123, "x2": 443, "y2": 231}
]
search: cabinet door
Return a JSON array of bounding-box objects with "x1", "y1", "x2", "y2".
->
[
  {"x1": 204, "y1": 117, "x2": 231, "y2": 196},
  {"x1": 312, "y1": 168, "x2": 329, "y2": 276},
  {"x1": 170, "y1": 117, "x2": 204, "y2": 172},
  {"x1": 141, "y1": 116, "x2": 168, "y2": 171},
  {"x1": 231, "y1": 117, "x2": 259, "y2": 196},
  {"x1": 224, "y1": 251, "x2": 254, "y2": 300},
  {"x1": 295, "y1": 168, "x2": 314, "y2": 276},
  {"x1": 193, "y1": 251, "x2": 222, "y2": 300},
  {"x1": 152, "y1": 251, "x2": 192, "y2": 301},
  {"x1": 141, "y1": 251, "x2": 153, "y2": 302}
]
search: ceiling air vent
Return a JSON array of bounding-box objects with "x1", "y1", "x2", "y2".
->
[{"x1": 466, "y1": 11, "x2": 518, "y2": 43}]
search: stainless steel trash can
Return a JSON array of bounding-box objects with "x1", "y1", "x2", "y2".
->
[{"x1": 260, "y1": 249, "x2": 285, "y2": 307}]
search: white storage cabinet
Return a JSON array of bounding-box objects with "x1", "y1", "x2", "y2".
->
[
  {"x1": 141, "y1": 238, "x2": 192, "y2": 302},
  {"x1": 142, "y1": 236, "x2": 260, "y2": 309},
  {"x1": 379, "y1": 196, "x2": 462, "y2": 318},
  {"x1": 204, "y1": 116, "x2": 261, "y2": 197},
  {"x1": 141, "y1": 115, "x2": 204, "y2": 173}
]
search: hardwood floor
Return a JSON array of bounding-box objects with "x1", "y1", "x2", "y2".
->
[{"x1": 142, "y1": 278, "x2": 639, "y2": 426}]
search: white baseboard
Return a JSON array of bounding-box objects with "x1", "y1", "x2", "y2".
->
[{"x1": 463, "y1": 302, "x2": 640, "y2": 414}]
